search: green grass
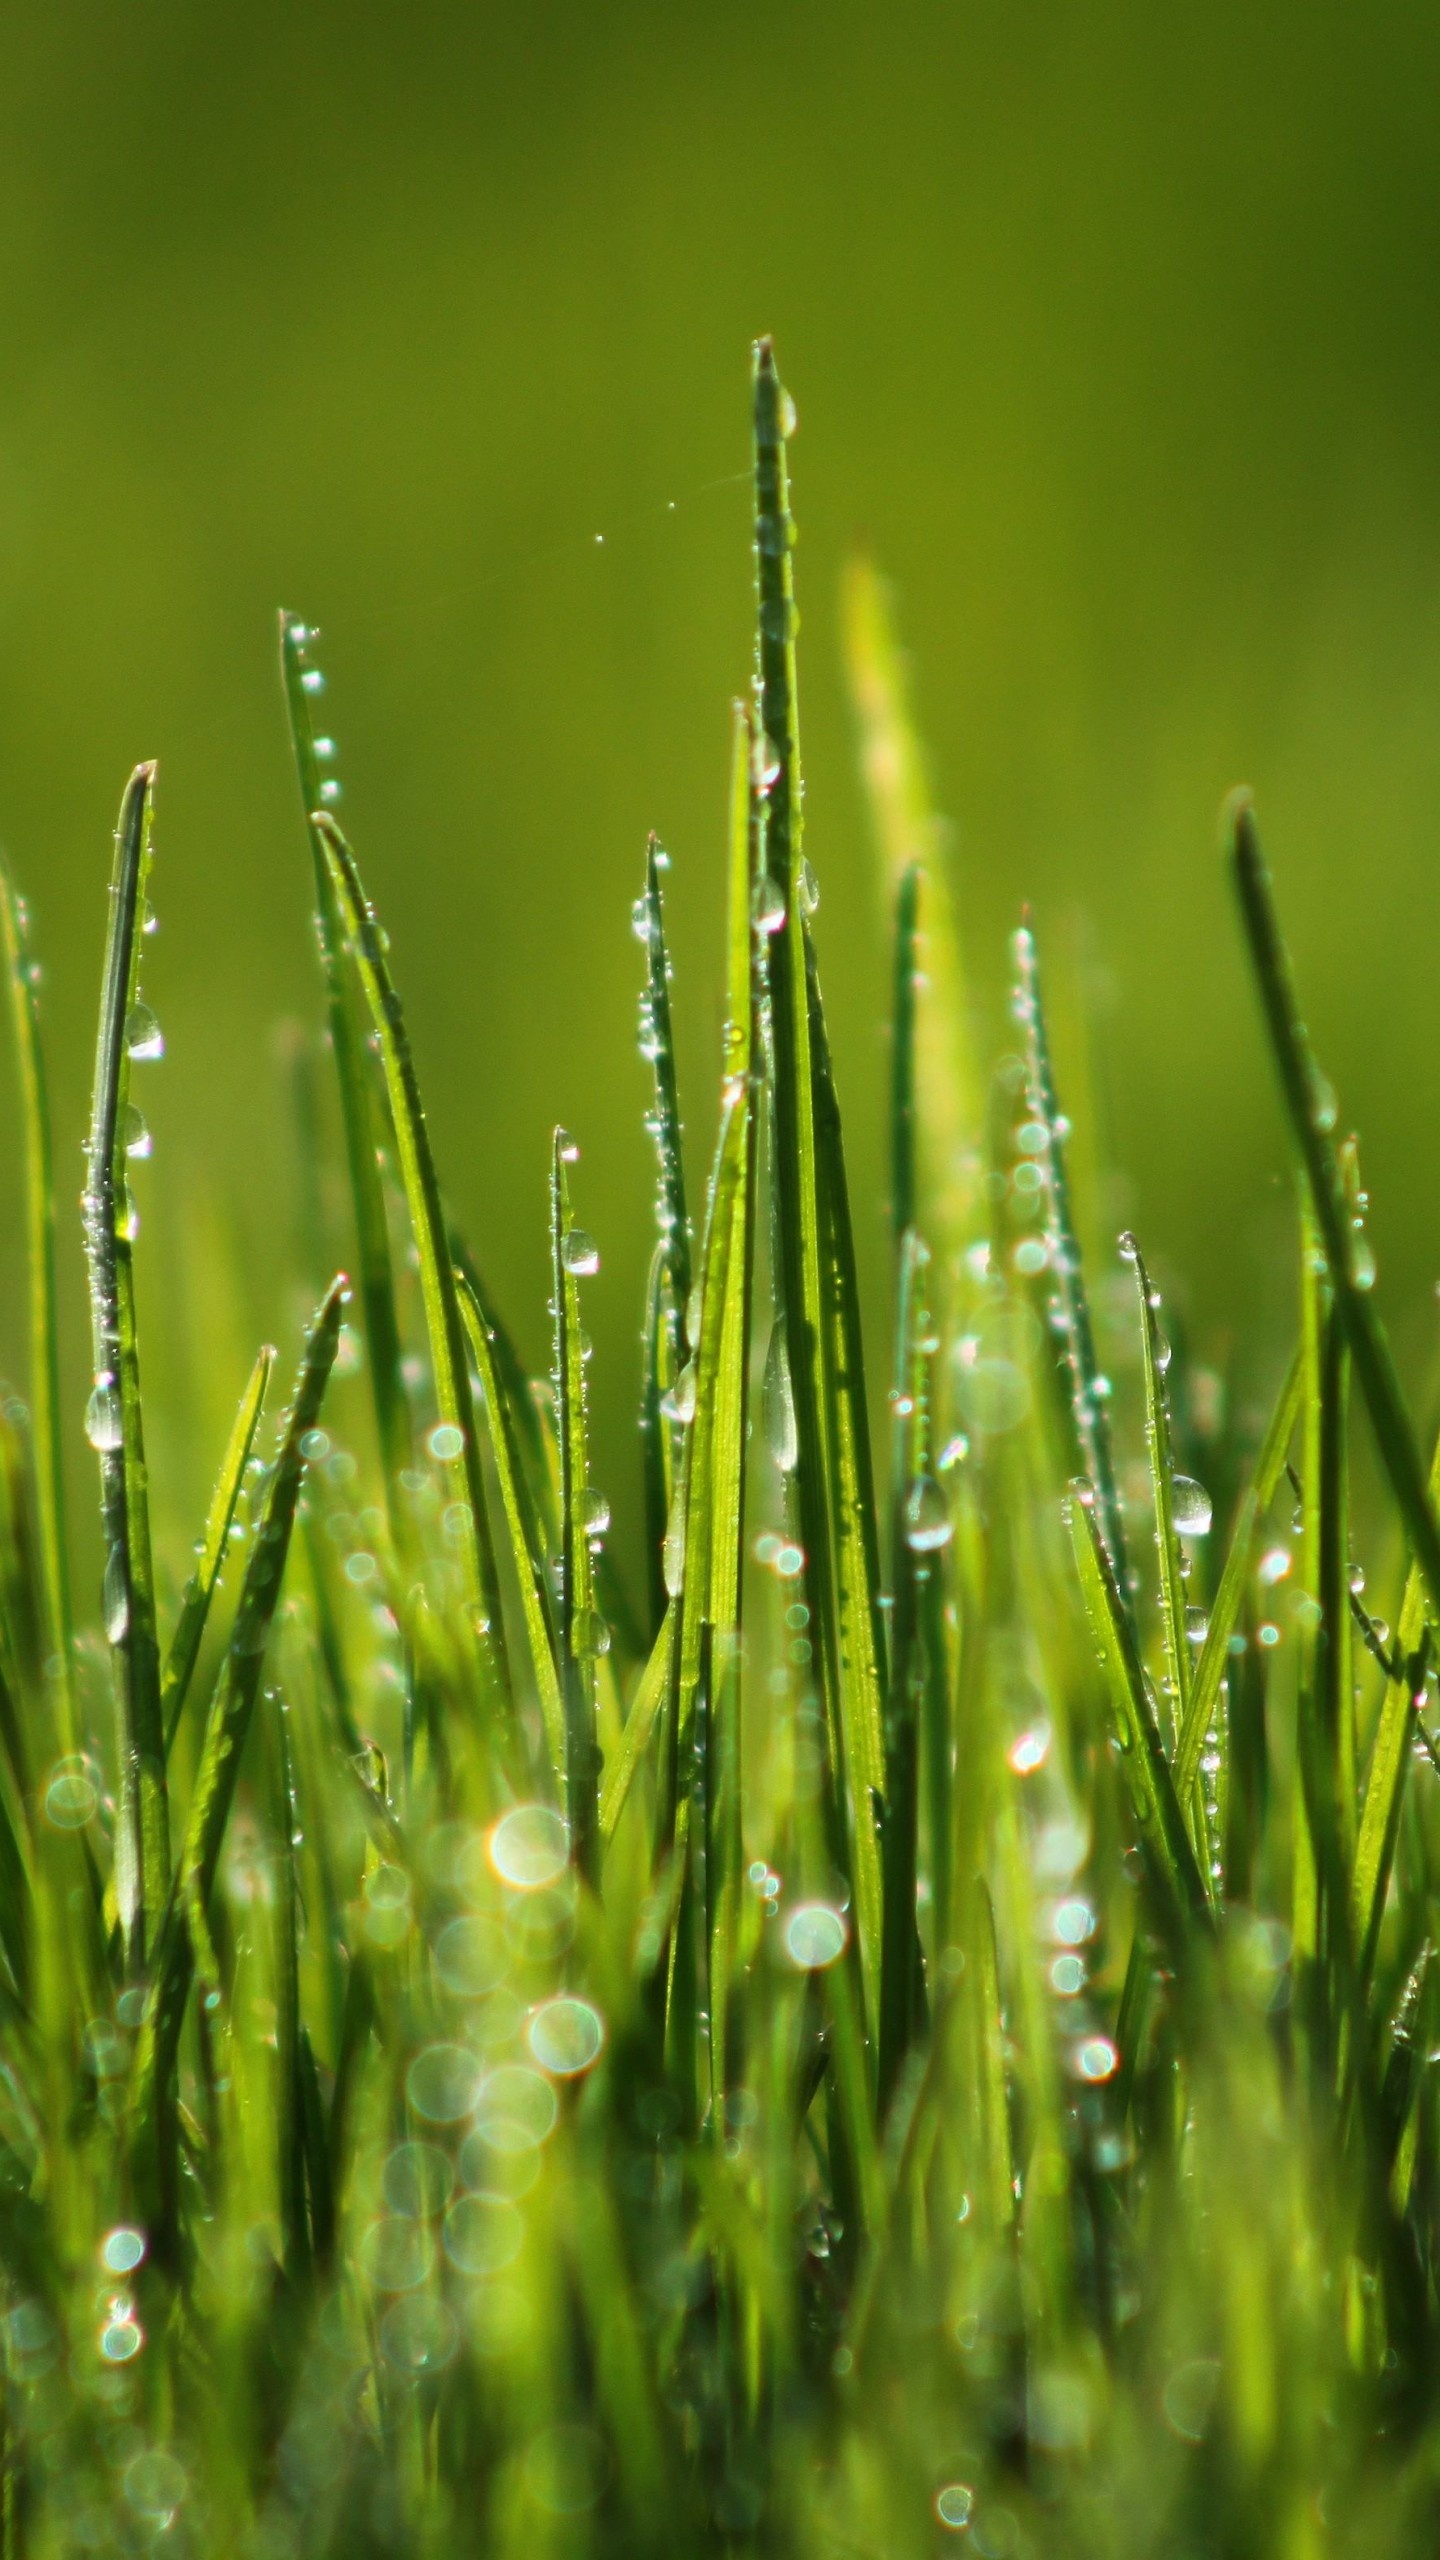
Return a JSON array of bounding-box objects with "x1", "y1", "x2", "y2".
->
[{"x1": 0, "y1": 339, "x2": 1438, "y2": 2557}]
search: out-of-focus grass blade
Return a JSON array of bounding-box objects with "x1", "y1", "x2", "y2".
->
[
  {"x1": 1353, "y1": 1421, "x2": 1440, "y2": 1981},
  {"x1": 1016, "y1": 917, "x2": 1131, "y2": 1603},
  {"x1": 879, "y1": 1228, "x2": 932, "y2": 2112},
  {"x1": 1176, "y1": 1350, "x2": 1301, "y2": 1800},
  {"x1": 313, "y1": 811, "x2": 509, "y2": 1708},
  {"x1": 0, "y1": 865, "x2": 73, "y2": 1750},
  {"x1": 83, "y1": 762, "x2": 168, "y2": 1971},
  {"x1": 890, "y1": 865, "x2": 920, "y2": 1253},
  {"x1": 636, "y1": 835, "x2": 692, "y2": 1642},
  {"x1": 130, "y1": 1278, "x2": 346, "y2": 2243},
  {"x1": 551, "y1": 1131, "x2": 601, "y2": 1885},
  {"x1": 162, "y1": 1346, "x2": 273, "y2": 1757},
  {"x1": 842, "y1": 556, "x2": 978, "y2": 1256},
  {"x1": 272, "y1": 1700, "x2": 310, "y2": 2283},
  {"x1": 455, "y1": 1270, "x2": 563, "y2": 1775},
  {"x1": 1069, "y1": 1484, "x2": 1211, "y2": 1951},
  {"x1": 1231, "y1": 794, "x2": 1440, "y2": 1630},
  {"x1": 280, "y1": 617, "x2": 410, "y2": 1513}
]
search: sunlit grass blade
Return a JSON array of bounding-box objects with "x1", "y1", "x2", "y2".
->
[
  {"x1": 83, "y1": 761, "x2": 168, "y2": 1971},
  {"x1": 455, "y1": 1270, "x2": 564, "y2": 1775},
  {"x1": 599, "y1": 1605, "x2": 674, "y2": 1844},
  {"x1": 636, "y1": 834, "x2": 692, "y2": 1641},
  {"x1": 130, "y1": 1277, "x2": 346, "y2": 2249},
  {"x1": 1176, "y1": 1348, "x2": 1302, "y2": 1800},
  {"x1": 1016, "y1": 916, "x2": 1130, "y2": 1600},
  {"x1": 1352, "y1": 1419, "x2": 1440, "y2": 1982},
  {"x1": 280, "y1": 615, "x2": 411, "y2": 1509},
  {"x1": 843, "y1": 555, "x2": 979, "y2": 1255},
  {"x1": 550, "y1": 1131, "x2": 601, "y2": 1885},
  {"x1": 162, "y1": 1345, "x2": 273, "y2": 1756},
  {"x1": 1231, "y1": 793, "x2": 1440, "y2": 1630},
  {"x1": 889, "y1": 864, "x2": 920, "y2": 1254},
  {"x1": 0, "y1": 864, "x2": 73, "y2": 1751},
  {"x1": 878, "y1": 1228, "x2": 933, "y2": 2112},
  {"x1": 1068, "y1": 1484, "x2": 1212, "y2": 1952},
  {"x1": 1121, "y1": 1233, "x2": 1192, "y2": 1758},
  {"x1": 312, "y1": 810, "x2": 509, "y2": 1710}
]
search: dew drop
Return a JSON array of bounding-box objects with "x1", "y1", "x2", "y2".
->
[
  {"x1": 124, "y1": 1003, "x2": 164, "y2": 1063},
  {"x1": 122, "y1": 1104, "x2": 151, "y2": 1161},
  {"x1": 753, "y1": 874, "x2": 786, "y2": 935},
  {"x1": 427, "y1": 1422, "x2": 464, "y2": 1463},
  {"x1": 1171, "y1": 1476, "x2": 1212, "y2": 1538},
  {"x1": 562, "y1": 1228, "x2": 600, "y2": 1279},
  {"x1": 571, "y1": 1605, "x2": 610, "y2": 1660},
  {"x1": 581, "y1": 1487, "x2": 610, "y2": 1538},
  {"x1": 784, "y1": 1902, "x2": 847, "y2": 1970},
  {"x1": 903, "y1": 1476, "x2": 952, "y2": 1553},
  {"x1": 661, "y1": 1362, "x2": 698, "y2": 1427},
  {"x1": 102, "y1": 1547, "x2": 129, "y2": 1644},
  {"x1": 798, "y1": 858, "x2": 820, "y2": 917},
  {"x1": 85, "y1": 1378, "x2": 123, "y2": 1453},
  {"x1": 763, "y1": 1328, "x2": 798, "y2": 1472}
]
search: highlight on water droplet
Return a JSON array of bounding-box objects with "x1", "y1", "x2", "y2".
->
[
  {"x1": 762, "y1": 1327, "x2": 798, "y2": 1472},
  {"x1": 99, "y1": 2313, "x2": 144, "y2": 2363},
  {"x1": 427, "y1": 1421, "x2": 464, "y2": 1463},
  {"x1": 1069, "y1": 2034, "x2": 1119, "y2": 2084},
  {"x1": 661, "y1": 1362, "x2": 698, "y2": 1427},
  {"x1": 570, "y1": 1605, "x2": 610, "y2": 1660},
  {"x1": 903, "y1": 1476, "x2": 952, "y2": 1553},
  {"x1": 752, "y1": 873, "x2": 786, "y2": 935},
  {"x1": 1170, "y1": 1476, "x2": 1212, "y2": 1537},
  {"x1": 45, "y1": 1755, "x2": 99, "y2": 1831},
  {"x1": 527, "y1": 1994, "x2": 605, "y2": 2078},
  {"x1": 124, "y1": 1002, "x2": 164, "y2": 1063},
  {"x1": 102, "y1": 1545, "x2": 129, "y2": 1645},
  {"x1": 562, "y1": 1229, "x2": 600, "y2": 1278},
  {"x1": 1008, "y1": 1723, "x2": 1052, "y2": 1777},
  {"x1": 783, "y1": 1902, "x2": 848, "y2": 1971},
  {"x1": 581, "y1": 1487, "x2": 610, "y2": 1539},
  {"x1": 490, "y1": 1805, "x2": 569, "y2": 1892},
  {"x1": 935, "y1": 2484, "x2": 975, "y2": 2533},
  {"x1": 122, "y1": 1103, "x2": 151, "y2": 1161},
  {"x1": 85, "y1": 1377, "x2": 123, "y2": 1453},
  {"x1": 101, "y1": 2226, "x2": 146, "y2": 2276}
]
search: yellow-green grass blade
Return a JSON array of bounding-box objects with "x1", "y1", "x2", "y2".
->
[
  {"x1": 1353, "y1": 1419, "x2": 1440, "y2": 1983},
  {"x1": 162, "y1": 1346, "x2": 273, "y2": 1757},
  {"x1": 83, "y1": 762, "x2": 167, "y2": 1971},
  {"x1": 1121, "y1": 1233, "x2": 1192, "y2": 1760},
  {"x1": 1176, "y1": 1348, "x2": 1302, "y2": 1801},
  {"x1": 280, "y1": 616, "x2": 411, "y2": 1513},
  {"x1": 636, "y1": 834, "x2": 692, "y2": 1640},
  {"x1": 1231, "y1": 794, "x2": 1440, "y2": 1635},
  {"x1": 313, "y1": 811, "x2": 509, "y2": 1711},
  {"x1": 0, "y1": 865, "x2": 73, "y2": 1752},
  {"x1": 130, "y1": 1278, "x2": 345, "y2": 2249},
  {"x1": 889, "y1": 864, "x2": 920, "y2": 1255},
  {"x1": 600, "y1": 1605, "x2": 674, "y2": 1845},
  {"x1": 842, "y1": 556, "x2": 979, "y2": 1258},
  {"x1": 455, "y1": 1270, "x2": 564, "y2": 1776},
  {"x1": 878, "y1": 1228, "x2": 934, "y2": 2113},
  {"x1": 1069, "y1": 1486, "x2": 1212, "y2": 1954},
  {"x1": 550, "y1": 1132, "x2": 602, "y2": 1885}
]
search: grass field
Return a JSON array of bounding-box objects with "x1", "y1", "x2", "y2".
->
[{"x1": 0, "y1": 339, "x2": 1435, "y2": 2557}]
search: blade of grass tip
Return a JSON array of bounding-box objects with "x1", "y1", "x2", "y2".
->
[
  {"x1": 842, "y1": 555, "x2": 979, "y2": 1257},
  {"x1": 162, "y1": 1345, "x2": 273, "y2": 1758},
  {"x1": 551, "y1": 1131, "x2": 601, "y2": 1886},
  {"x1": 1016, "y1": 916, "x2": 1131, "y2": 1602},
  {"x1": 1120, "y1": 1234, "x2": 1194, "y2": 1760},
  {"x1": 1353, "y1": 1421, "x2": 1440, "y2": 1982},
  {"x1": 130, "y1": 1277, "x2": 346, "y2": 2244},
  {"x1": 279, "y1": 617, "x2": 411, "y2": 1511},
  {"x1": 0, "y1": 866, "x2": 73, "y2": 1751},
  {"x1": 83, "y1": 762, "x2": 167, "y2": 1972},
  {"x1": 890, "y1": 865, "x2": 920, "y2": 1256},
  {"x1": 753, "y1": 338, "x2": 879, "y2": 2060},
  {"x1": 1068, "y1": 1483, "x2": 1212, "y2": 1954},
  {"x1": 1176, "y1": 1349, "x2": 1302, "y2": 1801},
  {"x1": 1230, "y1": 792, "x2": 1440, "y2": 1630},
  {"x1": 313, "y1": 811, "x2": 509, "y2": 1712},
  {"x1": 455, "y1": 1271, "x2": 564, "y2": 1777},
  {"x1": 637, "y1": 834, "x2": 693, "y2": 1641}
]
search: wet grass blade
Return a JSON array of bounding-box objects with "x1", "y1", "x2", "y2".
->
[
  {"x1": 1231, "y1": 794, "x2": 1440, "y2": 1631},
  {"x1": 312, "y1": 810, "x2": 509, "y2": 1709},
  {"x1": 130, "y1": 1279, "x2": 346, "y2": 2240},
  {"x1": 599, "y1": 1606, "x2": 674, "y2": 1845},
  {"x1": 879, "y1": 1228, "x2": 933, "y2": 2112},
  {"x1": 0, "y1": 866, "x2": 73, "y2": 1750},
  {"x1": 280, "y1": 616, "x2": 411, "y2": 1508},
  {"x1": 889, "y1": 866, "x2": 920, "y2": 1254},
  {"x1": 636, "y1": 835, "x2": 692, "y2": 1641},
  {"x1": 1175, "y1": 1348, "x2": 1302, "y2": 1799},
  {"x1": 455, "y1": 1271, "x2": 564, "y2": 1776},
  {"x1": 1122, "y1": 1234, "x2": 1192, "y2": 1755},
  {"x1": 83, "y1": 762, "x2": 168, "y2": 1971},
  {"x1": 162, "y1": 1346, "x2": 273, "y2": 1757},
  {"x1": 551, "y1": 1132, "x2": 601, "y2": 1885},
  {"x1": 1352, "y1": 1434, "x2": 1440, "y2": 1984}
]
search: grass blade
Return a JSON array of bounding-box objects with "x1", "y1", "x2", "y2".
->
[
  {"x1": 83, "y1": 762, "x2": 167, "y2": 1971},
  {"x1": 637, "y1": 834, "x2": 692, "y2": 1641},
  {"x1": 1121, "y1": 1233, "x2": 1193, "y2": 1755},
  {"x1": 551, "y1": 1131, "x2": 601, "y2": 1885},
  {"x1": 1352, "y1": 1421, "x2": 1440, "y2": 1981},
  {"x1": 162, "y1": 1345, "x2": 273, "y2": 1756},
  {"x1": 0, "y1": 866, "x2": 73, "y2": 1750},
  {"x1": 312, "y1": 810, "x2": 509, "y2": 1709},
  {"x1": 455, "y1": 1269, "x2": 564, "y2": 1775}
]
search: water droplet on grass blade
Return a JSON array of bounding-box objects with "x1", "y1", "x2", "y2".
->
[
  {"x1": 1171, "y1": 1476, "x2": 1212, "y2": 1537},
  {"x1": 784, "y1": 1903, "x2": 848, "y2": 1970},
  {"x1": 581, "y1": 1487, "x2": 610, "y2": 1538},
  {"x1": 102, "y1": 1547, "x2": 129, "y2": 1644},
  {"x1": 122, "y1": 1104, "x2": 151, "y2": 1161},
  {"x1": 562, "y1": 1229, "x2": 599, "y2": 1278},
  {"x1": 571, "y1": 1605, "x2": 610, "y2": 1659},
  {"x1": 124, "y1": 1003, "x2": 163, "y2": 1062},
  {"x1": 428, "y1": 1422, "x2": 464, "y2": 1462},
  {"x1": 753, "y1": 874, "x2": 786, "y2": 935},
  {"x1": 85, "y1": 1378, "x2": 122, "y2": 1452},
  {"x1": 763, "y1": 1328, "x2": 797, "y2": 1471},
  {"x1": 903, "y1": 1476, "x2": 952, "y2": 1552}
]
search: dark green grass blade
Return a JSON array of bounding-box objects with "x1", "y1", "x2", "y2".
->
[
  {"x1": 1016, "y1": 917, "x2": 1130, "y2": 1599},
  {"x1": 162, "y1": 1345, "x2": 273, "y2": 1757},
  {"x1": 272, "y1": 1699, "x2": 311, "y2": 2283},
  {"x1": 1231, "y1": 794, "x2": 1440, "y2": 1631},
  {"x1": 313, "y1": 811, "x2": 508, "y2": 1708},
  {"x1": 455, "y1": 1271, "x2": 564, "y2": 1775},
  {"x1": 83, "y1": 762, "x2": 167, "y2": 1970},
  {"x1": 0, "y1": 866, "x2": 73, "y2": 1750},
  {"x1": 1069, "y1": 1485, "x2": 1212, "y2": 1953},
  {"x1": 280, "y1": 616, "x2": 410, "y2": 1509},
  {"x1": 1176, "y1": 1349, "x2": 1302, "y2": 1799},
  {"x1": 1352, "y1": 1420, "x2": 1440, "y2": 1981},
  {"x1": 130, "y1": 1278, "x2": 345, "y2": 2238},
  {"x1": 551, "y1": 1133, "x2": 601, "y2": 1884},
  {"x1": 637, "y1": 835, "x2": 692, "y2": 1641}
]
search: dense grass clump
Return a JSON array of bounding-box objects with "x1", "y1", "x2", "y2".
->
[{"x1": 0, "y1": 341, "x2": 1438, "y2": 2557}]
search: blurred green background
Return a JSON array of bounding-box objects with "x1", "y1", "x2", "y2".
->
[{"x1": 3, "y1": 0, "x2": 1440, "y2": 1573}]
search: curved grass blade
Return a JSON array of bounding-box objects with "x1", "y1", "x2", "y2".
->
[
  {"x1": 130, "y1": 1278, "x2": 346, "y2": 2243},
  {"x1": 551, "y1": 1133, "x2": 601, "y2": 1885},
  {"x1": 455, "y1": 1271, "x2": 563, "y2": 1775},
  {"x1": 280, "y1": 616, "x2": 410, "y2": 1511},
  {"x1": 1121, "y1": 1233, "x2": 1192, "y2": 1756},
  {"x1": 1016, "y1": 917, "x2": 1130, "y2": 1601},
  {"x1": 0, "y1": 866, "x2": 73, "y2": 1751},
  {"x1": 1068, "y1": 1484, "x2": 1211, "y2": 1953},
  {"x1": 1175, "y1": 1347, "x2": 1302, "y2": 1800},
  {"x1": 83, "y1": 762, "x2": 167, "y2": 1970},
  {"x1": 312, "y1": 811, "x2": 508, "y2": 1708},
  {"x1": 162, "y1": 1345, "x2": 273, "y2": 1757},
  {"x1": 1231, "y1": 794, "x2": 1440, "y2": 1630},
  {"x1": 600, "y1": 1606, "x2": 674, "y2": 1845}
]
